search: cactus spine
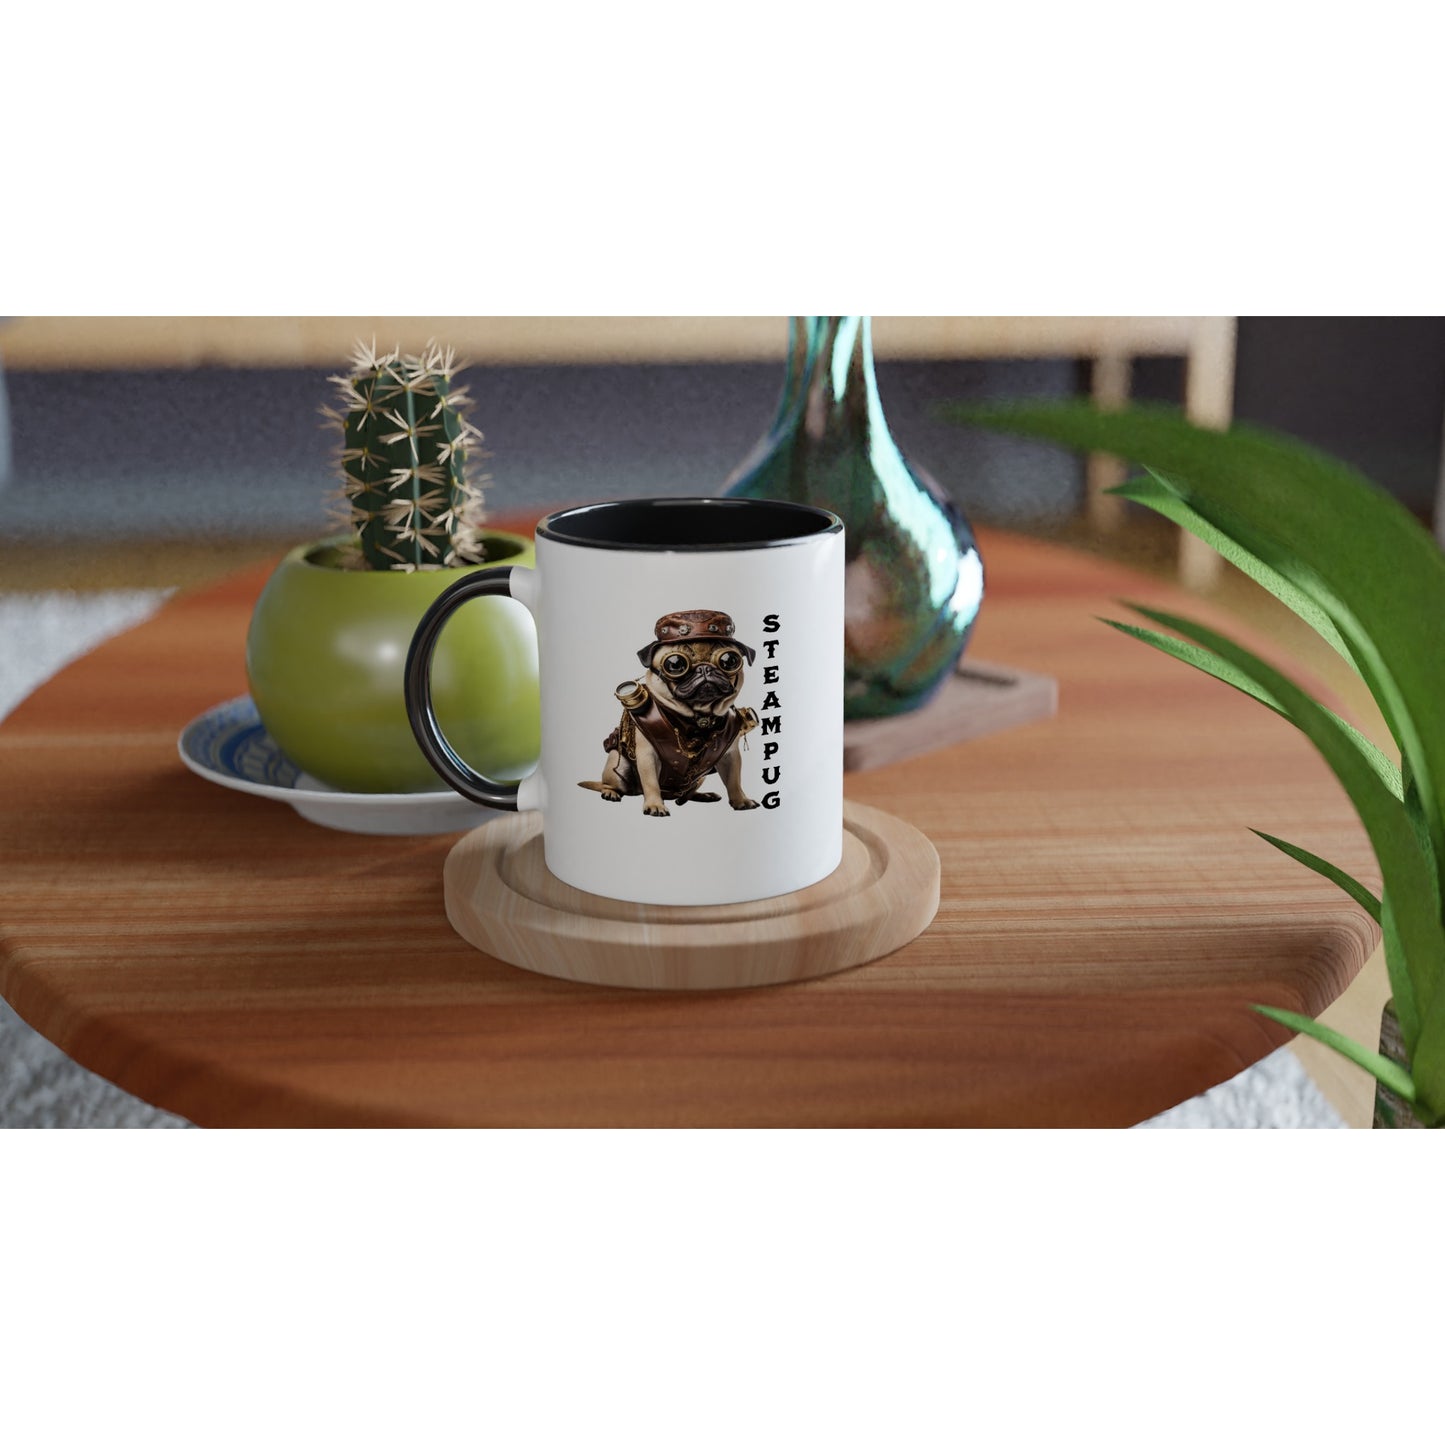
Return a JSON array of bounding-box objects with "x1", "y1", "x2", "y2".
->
[{"x1": 327, "y1": 340, "x2": 488, "y2": 571}]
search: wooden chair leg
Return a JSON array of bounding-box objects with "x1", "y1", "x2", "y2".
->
[
  {"x1": 1086, "y1": 352, "x2": 1131, "y2": 531},
  {"x1": 1180, "y1": 319, "x2": 1239, "y2": 589}
]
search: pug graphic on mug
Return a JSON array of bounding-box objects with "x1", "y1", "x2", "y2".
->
[{"x1": 579, "y1": 608, "x2": 760, "y2": 817}]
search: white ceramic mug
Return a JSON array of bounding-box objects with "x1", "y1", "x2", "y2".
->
[{"x1": 405, "y1": 497, "x2": 844, "y2": 905}]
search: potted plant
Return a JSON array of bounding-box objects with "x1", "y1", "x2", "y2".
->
[
  {"x1": 946, "y1": 399, "x2": 1444, "y2": 1127},
  {"x1": 246, "y1": 341, "x2": 540, "y2": 793}
]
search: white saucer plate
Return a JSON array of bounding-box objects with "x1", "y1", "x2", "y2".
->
[{"x1": 178, "y1": 696, "x2": 506, "y2": 836}]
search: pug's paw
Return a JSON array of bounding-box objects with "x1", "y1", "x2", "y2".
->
[
  {"x1": 644, "y1": 804, "x2": 671, "y2": 818},
  {"x1": 730, "y1": 797, "x2": 761, "y2": 810},
  {"x1": 601, "y1": 789, "x2": 621, "y2": 802}
]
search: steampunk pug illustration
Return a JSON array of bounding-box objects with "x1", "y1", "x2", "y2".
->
[{"x1": 578, "y1": 609, "x2": 760, "y2": 818}]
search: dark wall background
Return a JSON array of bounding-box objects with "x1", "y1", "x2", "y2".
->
[
  {"x1": 1138, "y1": 317, "x2": 1445, "y2": 518},
  {"x1": 4, "y1": 319, "x2": 1442, "y2": 545},
  {"x1": 0, "y1": 358, "x2": 1082, "y2": 541}
]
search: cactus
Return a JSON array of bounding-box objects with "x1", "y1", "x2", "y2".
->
[{"x1": 325, "y1": 340, "x2": 488, "y2": 571}]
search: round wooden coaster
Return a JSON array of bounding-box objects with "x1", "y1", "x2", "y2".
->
[{"x1": 443, "y1": 800, "x2": 940, "y2": 990}]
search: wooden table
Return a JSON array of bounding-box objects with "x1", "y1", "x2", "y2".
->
[{"x1": 0, "y1": 523, "x2": 1379, "y2": 1126}]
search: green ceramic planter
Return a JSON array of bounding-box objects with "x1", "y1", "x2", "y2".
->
[{"x1": 246, "y1": 532, "x2": 539, "y2": 794}]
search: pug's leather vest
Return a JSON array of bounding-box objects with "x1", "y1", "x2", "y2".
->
[{"x1": 603, "y1": 689, "x2": 757, "y2": 799}]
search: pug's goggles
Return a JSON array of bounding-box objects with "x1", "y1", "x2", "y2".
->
[{"x1": 656, "y1": 648, "x2": 744, "y2": 678}]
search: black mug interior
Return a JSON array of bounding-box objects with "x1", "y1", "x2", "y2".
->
[{"x1": 536, "y1": 497, "x2": 841, "y2": 551}]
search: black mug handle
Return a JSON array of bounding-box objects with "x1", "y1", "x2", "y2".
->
[{"x1": 404, "y1": 565, "x2": 527, "y2": 811}]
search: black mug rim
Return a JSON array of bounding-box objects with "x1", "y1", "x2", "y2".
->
[{"x1": 535, "y1": 497, "x2": 843, "y2": 552}]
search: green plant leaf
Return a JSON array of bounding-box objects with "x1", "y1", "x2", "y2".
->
[
  {"x1": 948, "y1": 402, "x2": 1445, "y2": 876},
  {"x1": 1126, "y1": 604, "x2": 1438, "y2": 1065},
  {"x1": 1250, "y1": 831, "x2": 1382, "y2": 923},
  {"x1": 1253, "y1": 1005, "x2": 1421, "y2": 1108},
  {"x1": 1102, "y1": 617, "x2": 1401, "y2": 799},
  {"x1": 1111, "y1": 606, "x2": 1419, "y2": 1056},
  {"x1": 1404, "y1": 930, "x2": 1445, "y2": 1114},
  {"x1": 1379, "y1": 890, "x2": 1425, "y2": 1084},
  {"x1": 1111, "y1": 468, "x2": 1356, "y2": 667},
  {"x1": 1103, "y1": 614, "x2": 1278, "y2": 706},
  {"x1": 1401, "y1": 760, "x2": 1441, "y2": 915}
]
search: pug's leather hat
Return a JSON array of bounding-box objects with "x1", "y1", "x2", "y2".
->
[{"x1": 637, "y1": 610, "x2": 755, "y2": 667}]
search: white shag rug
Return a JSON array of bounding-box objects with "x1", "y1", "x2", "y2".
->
[
  {"x1": 0, "y1": 592, "x2": 1343, "y2": 1128},
  {"x1": 0, "y1": 591, "x2": 190, "y2": 1128}
]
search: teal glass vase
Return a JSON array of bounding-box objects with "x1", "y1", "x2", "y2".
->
[{"x1": 724, "y1": 316, "x2": 984, "y2": 719}]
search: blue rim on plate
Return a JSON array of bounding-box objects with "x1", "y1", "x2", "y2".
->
[
  {"x1": 177, "y1": 696, "x2": 502, "y2": 834},
  {"x1": 181, "y1": 696, "x2": 305, "y2": 796}
]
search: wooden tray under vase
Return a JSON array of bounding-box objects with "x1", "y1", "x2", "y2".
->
[{"x1": 843, "y1": 657, "x2": 1057, "y2": 772}]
